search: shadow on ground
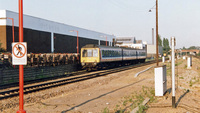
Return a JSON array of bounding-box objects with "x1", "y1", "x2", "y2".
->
[{"x1": 176, "y1": 89, "x2": 190, "y2": 107}]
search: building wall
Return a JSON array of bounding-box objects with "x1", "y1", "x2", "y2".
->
[
  {"x1": 147, "y1": 45, "x2": 163, "y2": 57},
  {"x1": 0, "y1": 10, "x2": 115, "y2": 53},
  {"x1": 1, "y1": 10, "x2": 114, "y2": 43},
  {"x1": 54, "y1": 33, "x2": 98, "y2": 53},
  {"x1": 100, "y1": 40, "x2": 109, "y2": 46},
  {"x1": 0, "y1": 26, "x2": 7, "y2": 50},
  {"x1": 6, "y1": 26, "x2": 51, "y2": 53}
]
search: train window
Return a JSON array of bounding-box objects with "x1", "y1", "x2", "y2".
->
[
  {"x1": 102, "y1": 50, "x2": 105, "y2": 57},
  {"x1": 82, "y1": 49, "x2": 93, "y2": 57},
  {"x1": 101, "y1": 49, "x2": 124, "y2": 57},
  {"x1": 93, "y1": 49, "x2": 98, "y2": 57},
  {"x1": 82, "y1": 49, "x2": 87, "y2": 57},
  {"x1": 109, "y1": 50, "x2": 112, "y2": 57},
  {"x1": 87, "y1": 49, "x2": 93, "y2": 57},
  {"x1": 106, "y1": 50, "x2": 109, "y2": 57}
]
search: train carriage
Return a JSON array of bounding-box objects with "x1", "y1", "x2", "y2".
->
[
  {"x1": 100, "y1": 46, "x2": 122, "y2": 62},
  {"x1": 81, "y1": 44, "x2": 147, "y2": 70},
  {"x1": 122, "y1": 48, "x2": 137, "y2": 61}
]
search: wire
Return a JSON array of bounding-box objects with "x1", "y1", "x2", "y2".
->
[
  {"x1": 107, "y1": 0, "x2": 147, "y2": 13},
  {"x1": 107, "y1": 0, "x2": 128, "y2": 10},
  {"x1": 149, "y1": 3, "x2": 156, "y2": 10}
]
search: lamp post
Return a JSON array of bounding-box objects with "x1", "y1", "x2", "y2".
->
[
  {"x1": 149, "y1": 0, "x2": 159, "y2": 66},
  {"x1": 152, "y1": 28, "x2": 154, "y2": 45},
  {"x1": 100, "y1": 35, "x2": 107, "y2": 46},
  {"x1": 0, "y1": 17, "x2": 15, "y2": 42},
  {"x1": 69, "y1": 30, "x2": 79, "y2": 55}
]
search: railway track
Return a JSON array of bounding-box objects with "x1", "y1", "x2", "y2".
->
[{"x1": 0, "y1": 60, "x2": 159, "y2": 100}]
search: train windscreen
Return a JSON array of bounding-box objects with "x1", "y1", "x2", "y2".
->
[{"x1": 82, "y1": 49, "x2": 98, "y2": 57}]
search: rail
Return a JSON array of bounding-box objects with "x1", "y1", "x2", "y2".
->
[{"x1": 0, "y1": 60, "x2": 159, "y2": 100}]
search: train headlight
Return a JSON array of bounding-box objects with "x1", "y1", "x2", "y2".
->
[{"x1": 94, "y1": 60, "x2": 97, "y2": 65}]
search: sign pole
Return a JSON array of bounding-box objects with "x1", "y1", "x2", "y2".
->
[{"x1": 17, "y1": 0, "x2": 26, "y2": 113}]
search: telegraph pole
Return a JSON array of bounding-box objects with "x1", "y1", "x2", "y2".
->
[{"x1": 156, "y1": 0, "x2": 159, "y2": 66}]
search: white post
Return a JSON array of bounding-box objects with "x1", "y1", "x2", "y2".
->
[
  {"x1": 154, "y1": 65, "x2": 167, "y2": 96},
  {"x1": 51, "y1": 32, "x2": 54, "y2": 53},
  {"x1": 171, "y1": 37, "x2": 176, "y2": 108},
  {"x1": 162, "y1": 56, "x2": 165, "y2": 63},
  {"x1": 169, "y1": 55, "x2": 171, "y2": 61},
  {"x1": 187, "y1": 56, "x2": 192, "y2": 69}
]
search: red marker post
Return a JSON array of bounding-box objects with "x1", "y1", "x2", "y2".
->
[
  {"x1": 69, "y1": 30, "x2": 79, "y2": 60},
  {"x1": 17, "y1": 0, "x2": 26, "y2": 113}
]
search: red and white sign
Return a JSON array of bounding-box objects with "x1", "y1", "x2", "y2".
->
[{"x1": 12, "y1": 42, "x2": 27, "y2": 65}]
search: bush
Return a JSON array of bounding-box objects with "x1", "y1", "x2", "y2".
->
[{"x1": 0, "y1": 48, "x2": 6, "y2": 52}]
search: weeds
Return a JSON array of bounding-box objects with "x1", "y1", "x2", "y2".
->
[
  {"x1": 184, "y1": 65, "x2": 187, "y2": 69},
  {"x1": 102, "y1": 107, "x2": 110, "y2": 113},
  {"x1": 166, "y1": 68, "x2": 171, "y2": 76},
  {"x1": 175, "y1": 60, "x2": 183, "y2": 66},
  {"x1": 137, "y1": 105, "x2": 148, "y2": 113},
  {"x1": 179, "y1": 76, "x2": 184, "y2": 79},
  {"x1": 102, "y1": 86, "x2": 156, "y2": 113},
  {"x1": 189, "y1": 77, "x2": 200, "y2": 87}
]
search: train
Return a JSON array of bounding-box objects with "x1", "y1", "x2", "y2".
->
[{"x1": 80, "y1": 44, "x2": 147, "y2": 70}]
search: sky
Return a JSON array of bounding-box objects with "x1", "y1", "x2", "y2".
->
[{"x1": 0, "y1": 0, "x2": 200, "y2": 49}]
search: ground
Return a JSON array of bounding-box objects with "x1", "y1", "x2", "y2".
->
[{"x1": 1, "y1": 57, "x2": 200, "y2": 113}]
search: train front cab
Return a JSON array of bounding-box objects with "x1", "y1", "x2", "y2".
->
[{"x1": 81, "y1": 47, "x2": 100, "y2": 70}]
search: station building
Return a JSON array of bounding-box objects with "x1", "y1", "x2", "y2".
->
[
  {"x1": 0, "y1": 10, "x2": 115, "y2": 53},
  {"x1": 147, "y1": 44, "x2": 163, "y2": 58},
  {"x1": 115, "y1": 37, "x2": 145, "y2": 49},
  {"x1": 180, "y1": 49, "x2": 200, "y2": 55},
  {"x1": 115, "y1": 37, "x2": 163, "y2": 58}
]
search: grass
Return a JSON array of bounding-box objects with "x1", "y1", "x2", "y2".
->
[
  {"x1": 179, "y1": 76, "x2": 184, "y2": 79},
  {"x1": 145, "y1": 58, "x2": 155, "y2": 62},
  {"x1": 137, "y1": 105, "x2": 148, "y2": 113},
  {"x1": 102, "y1": 107, "x2": 110, "y2": 113},
  {"x1": 175, "y1": 60, "x2": 184, "y2": 66},
  {"x1": 184, "y1": 64, "x2": 187, "y2": 69},
  {"x1": 102, "y1": 86, "x2": 156, "y2": 113},
  {"x1": 189, "y1": 77, "x2": 200, "y2": 87}
]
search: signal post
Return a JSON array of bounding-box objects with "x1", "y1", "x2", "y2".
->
[{"x1": 16, "y1": 0, "x2": 26, "y2": 113}]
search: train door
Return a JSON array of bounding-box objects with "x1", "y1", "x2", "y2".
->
[{"x1": 136, "y1": 51, "x2": 138, "y2": 59}]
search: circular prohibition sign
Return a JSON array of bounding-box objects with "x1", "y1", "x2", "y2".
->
[{"x1": 12, "y1": 43, "x2": 26, "y2": 58}]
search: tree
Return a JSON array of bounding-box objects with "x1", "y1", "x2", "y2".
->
[
  {"x1": 163, "y1": 38, "x2": 166, "y2": 48},
  {"x1": 133, "y1": 37, "x2": 136, "y2": 44},
  {"x1": 188, "y1": 46, "x2": 196, "y2": 50},
  {"x1": 0, "y1": 41, "x2": 6, "y2": 52},
  {"x1": 158, "y1": 35, "x2": 162, "y2": 46},
  {"x1": 163, "y1": 38, "x2": 170, "y2": 55}
]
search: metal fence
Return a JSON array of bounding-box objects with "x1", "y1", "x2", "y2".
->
[
  {"x1": 0, "y1": 64, "x2": 80, "y2": 86},
  {"x1": 0, "y1": 52, "x2": 80, "y2": 86}
]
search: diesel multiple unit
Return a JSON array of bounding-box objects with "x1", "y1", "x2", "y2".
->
[{"x1": 81, "y1": 44, "x2": 147, "y2": 70}]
